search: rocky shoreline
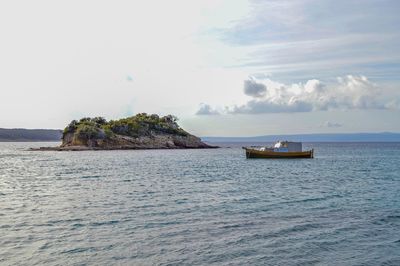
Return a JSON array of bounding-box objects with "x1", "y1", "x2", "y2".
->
[
  {"x1": 31, "y1": 145, "x2": 218, "y2": 151},
  {"x1": 31, "y1": 136, "x2": 218, "y2": 151}
]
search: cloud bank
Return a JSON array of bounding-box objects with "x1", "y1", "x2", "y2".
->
[
  {"x1": 217, "y1": 0, "x2": 400, "y2": 82},
  {"x1": 197, "y1": 75, "x2": 400, "y2": 115},
  {"x1": 196, "y1": 103, "x2": 220, "y2": 115},
  {"x1": 230, "y1": 75, "x2": 400, "y2": 114}
]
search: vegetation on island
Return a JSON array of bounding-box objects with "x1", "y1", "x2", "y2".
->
[{"x1": 62, "y1": 113, "x2": 189, "y2": 142}]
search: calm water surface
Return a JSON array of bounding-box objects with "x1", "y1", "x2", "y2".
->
[{"x1": 1, "y1": 142, "x2": 400, "y2": 265}]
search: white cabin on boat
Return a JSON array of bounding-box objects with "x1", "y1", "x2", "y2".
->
[{"x1": 273, "y1": 141, "x2": 302, "y2": 152}]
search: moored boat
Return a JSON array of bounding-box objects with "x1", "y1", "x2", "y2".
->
[{"x1": 243, "y1": 141, "x2": 314, "y2": 159}]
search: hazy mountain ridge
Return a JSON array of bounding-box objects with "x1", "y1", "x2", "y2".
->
[
  {"x1": 202, "y1": 132, "x2": 400, "y2": 142},
  {"x1": 0, "y1": 128, "x2": 62, "y2": 142}
]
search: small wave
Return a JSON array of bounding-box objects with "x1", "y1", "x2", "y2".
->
[
  {"x1": 71, "y1": 223, "x2": 85, "y2": 229},
  {"x1": 386, "y1": 215, "x2": 400, "y2": 219},
  {"x1": 47, "y1": 218, "x2": 83, "y2": 225},
  {"x1": 80, "y1": 175, "x2": 101, "y2": 179},
  {"x1": 220, "y1": 221, "x2": 256, "y2": 230},
  {"x1": 143, "y1": 220, "x2": 181, "y2": 229},
  {"x1": 377, "y1": 215, "x2": 400, "y2": 225},
  {"x1": 39, "y1": 242, "x2": 52, "y2": 250},
  {"x1": 90, "y1": 220, "x2": 119, "y2": 226},
  {"x1": 175, "y1": 198, "x2": 189, "y2": 204},
  {"x1": 0, "y1": 224, "x2": 11, "y2": 229},
  {"x1": 267, "y1": 222, "x2": 323, "y2": 238},
  {"x1": 221, "y1": 224, "x2": 243, "y2": 229},
  {"x1": 60, "y1": 247, "x2": 97, "y2": 254}
]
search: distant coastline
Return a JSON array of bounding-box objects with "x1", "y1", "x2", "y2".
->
[
  {"x1": 0, "y1": 128, "x2": 62, "y2": 142},
  {"x1": 202, "y1": 132, "x2": 400, "y2": 143},
  {"x1": 2, "y1": 129, "x2": 400, "y2": 143}
]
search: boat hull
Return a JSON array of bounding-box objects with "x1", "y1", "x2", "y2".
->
[{"x1": 244, "y1": 148, "x2": 314, "y2": 159}]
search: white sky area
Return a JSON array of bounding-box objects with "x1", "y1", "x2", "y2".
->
[{"x1": 0, "y1": 0, "x2": 399, "y2": 136}]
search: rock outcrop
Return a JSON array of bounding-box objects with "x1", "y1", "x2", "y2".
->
[{"x1": 52, "y1": 113, "x2": 216, "y2": 150}]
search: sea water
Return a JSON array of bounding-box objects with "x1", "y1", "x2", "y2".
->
[{"x1": 1, "y1": 142, "x2": 399, "y2": 265}]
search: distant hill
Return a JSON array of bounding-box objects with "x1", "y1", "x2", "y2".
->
[
  {"x1": 202, "y1": 132, "x2": 400, "y2": 143},
  {"x1": 0, "y1": 128, "x2": 62, "y2": 142}
]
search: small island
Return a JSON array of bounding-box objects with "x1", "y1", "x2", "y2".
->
[{"x1": 36, "y1": 113, "x2": 216, "y2": 150}]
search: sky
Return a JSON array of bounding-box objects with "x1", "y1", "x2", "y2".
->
[{"x1": 0, "y1": 0, "x2": 399, "y2": 136}]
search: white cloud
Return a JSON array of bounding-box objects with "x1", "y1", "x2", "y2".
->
[
  {"x1": 196, "y1": 103, "x2": 220, "y2": 115},
  {"x1": 200, "y1": 75, "x2": 400, "y2": 114}
]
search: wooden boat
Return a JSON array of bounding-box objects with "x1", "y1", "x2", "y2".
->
[{"x1": 243, "y1": 141, "x2": 314, "y2": 159}]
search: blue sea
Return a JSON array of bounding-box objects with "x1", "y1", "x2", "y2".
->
[{"x1": 1, "y1": 142, "x2": 400, "y2": 265}]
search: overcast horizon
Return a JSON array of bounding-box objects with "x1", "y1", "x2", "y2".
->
[{"x1": 1, "y1": 0, "x2": 399, "y2": 137}]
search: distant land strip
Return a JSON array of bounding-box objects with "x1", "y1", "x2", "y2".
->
[
  {"x1": 1, "y1": 129, "x2": 400, "y2": 142},
  {"x1": 0, "y1": 128, "x2": 62, "y2": 142},
  {"x1": 202, "y1": 132, "x2": 400, "y2": 143}
]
